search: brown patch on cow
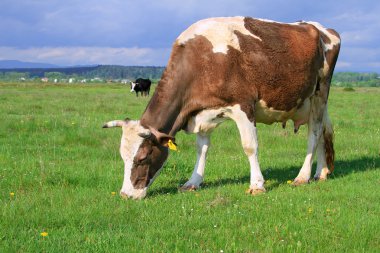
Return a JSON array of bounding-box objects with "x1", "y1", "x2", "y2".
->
[
  {"x1": 324, "y1": 129, "x2": 335, "y2": 173},
  {"x1": 241, "y1": 18, "x2": 323, "y2": 111},
  {"x1": 131, "y1": 139, "x2": 168, "y2": 189}
]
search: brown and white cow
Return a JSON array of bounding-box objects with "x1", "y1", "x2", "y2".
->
[{"x1": 103, "y1": 17, "x2": 340, "y2": 199}]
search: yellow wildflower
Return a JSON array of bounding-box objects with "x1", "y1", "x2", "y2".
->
[
  {"x1": 111, "y1": 192, "x2": 116, "y2": 196},
  {"x1": 40, "y1": 232, "x2": 48, "y2": 237},
  {"x1": 10, "y1": 192, "x2": 15, "y2": 197},
  {"x1": 287, "y1": 180, "x2": 292, "y2": 184}
]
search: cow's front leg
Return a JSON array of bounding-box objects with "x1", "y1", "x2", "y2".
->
[
  {"x1": 242, "y1": 123, "x2": 266, "y2": 195},
  {"x1": 229, "y1": 105, "x2": 265, "y2": 195},
  {"x1": 180, "y1": 133, "x2": 210, "y2": 191}
]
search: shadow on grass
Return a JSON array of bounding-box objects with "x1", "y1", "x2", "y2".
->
[{"x1": 148, "y1": 156, "x2": 379, "y2": 197}]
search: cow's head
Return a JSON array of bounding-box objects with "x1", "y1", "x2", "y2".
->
[
  {"x1": 103, "y1": 119, "x2": 174, "y2": 199},
  {"x1": 130, "y1": 82, "x2": 137, "y2": 92}
]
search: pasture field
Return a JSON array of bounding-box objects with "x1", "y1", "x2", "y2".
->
[{"x1": 0, "y1": 82, "x2": 379, "y2": 252}]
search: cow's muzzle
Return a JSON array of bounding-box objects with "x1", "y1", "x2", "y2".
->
[{"x1": 120, "y1": 188, "x2": 147, "y2": 200}]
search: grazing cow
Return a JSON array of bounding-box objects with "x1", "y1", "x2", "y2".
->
[
  {"x1": 103, "y1": 17, "x2": 340, "y2": 199},
  {"x1": 130, "y1": 78, "x2": 152, "y2": 97}
]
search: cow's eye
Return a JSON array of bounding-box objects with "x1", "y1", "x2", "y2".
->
[
  {"x1": 135, "y1": 152, "x2": 149, "y2": 163},
  {"x1": 138, "y1": 155, "x2": 147, "y2": 162}
]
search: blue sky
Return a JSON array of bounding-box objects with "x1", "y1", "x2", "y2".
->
[{"x1": 1, "y1": 0, "x2": 379, "y2": 72}]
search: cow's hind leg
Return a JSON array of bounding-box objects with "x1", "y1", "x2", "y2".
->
[
  {"x1": 314, "y1": 109, "x2": 334, "y2": 180},
  {"x1": 228, "y1": 105, "x2": 265, "y2": 195},
  {"x1": 180, "y1": 133, "x2": 210, "y2": 191},
  {"x1": 293, "y1": 96, "x2": 326, "y2": 185}
]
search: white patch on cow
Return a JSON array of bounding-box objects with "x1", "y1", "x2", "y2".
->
[
  {"x1": 177, "y1": 17, "x2": 261, "y2": 54},
  {"x1": 185, "y1": 107, "x2": 228, "y2": 134},
  {"x1": 257, "y1": 18, "x2": 300, "y2": 26},
  {"x1": 130, "y1": 82, "x2": 136, "y2": 92},
  {"x1": 306, "y1": 21, "x2": 340, "y2": 51},
  {"x1": 118, "y1": 120, "x2": 147, "y2": 199}
]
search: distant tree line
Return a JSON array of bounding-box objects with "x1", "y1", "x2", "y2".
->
[
  {"x1": 332, "y1": 72, "x2": 380, "y2": 87},
  {"x1": 0, "y1": 65, "x2": 379, "y2": 87},
  {"x1": 84, "y1": 65, "x2": 165, "y2": 80},
  {"x1": 0, "y1": 65, "x2": 165, "y2": 82}
]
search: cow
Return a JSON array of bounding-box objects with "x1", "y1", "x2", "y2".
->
[
  {"x1": 130, "y1": 78, "x2": 152, "y2": 97},
  {"x1": 103, "y1": 17, "x2": 340, "y2": 199}
]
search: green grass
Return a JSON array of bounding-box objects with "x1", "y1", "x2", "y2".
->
[{"x1": 1, "y1": 82, "x2": 379, "y2": 252}]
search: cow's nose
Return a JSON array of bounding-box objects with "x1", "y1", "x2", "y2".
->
[
  {"x1": 120, "y1": 191, "x2": 130, "y2": 199},
  {"x1": 120, "y1": 189, "x2": 147, "y2": 200}
]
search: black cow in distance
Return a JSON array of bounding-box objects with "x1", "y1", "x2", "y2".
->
[{"x1": 130, "y1": 78, "x2": 151, "y2": 97}]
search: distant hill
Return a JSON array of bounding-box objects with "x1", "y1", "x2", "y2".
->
[
  {"x1": 0, "y1": 60, "x2": 61, "y2": 69},
  {"x1": 0, "y1": 64, "x2": 166, "y2": 80}
]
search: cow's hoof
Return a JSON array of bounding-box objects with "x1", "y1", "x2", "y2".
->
[
  {"x1": 179, "y1": 184, "x2": 199, "y2": 192},
  {"x1": 313, "y1": 169, "x2": 330, "y2": 181},
  {"x1": 292, "y1": 178, "x2": 309, "y2": 186},
  {"x1": 246, "y1": 188, "x2": 266, "y2": 195},
  {"x1": 313, "y1": 176, "x2": 328, "y2": 182}
]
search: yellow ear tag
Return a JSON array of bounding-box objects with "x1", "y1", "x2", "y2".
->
[{"x1": 168, "y1": 140, "x2": 178, "y2": 151}]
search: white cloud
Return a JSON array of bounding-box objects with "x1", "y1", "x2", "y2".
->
[{"x1": 0, "y1": 46, "x2": 171, "y2": 66}]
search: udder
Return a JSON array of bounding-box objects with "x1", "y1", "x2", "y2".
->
[{"x1": 255, "y1": 99, "x2": 310, "y2": 131}]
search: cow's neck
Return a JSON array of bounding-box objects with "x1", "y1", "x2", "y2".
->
[{"x1": 140, "y1": 73, "x2": 189, "y2": 137}]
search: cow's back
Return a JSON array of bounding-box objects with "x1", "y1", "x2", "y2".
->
[
  {"x1": 173, "y1": 18, "x2": 325, "y2": 121},
  {"x1": 142, "y1": 17, "x2": 340, "y2": 134}
]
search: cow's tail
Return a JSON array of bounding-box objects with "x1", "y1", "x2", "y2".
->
[{"x1": 322, "y1": 109, "x2": 334, "y2": 173}]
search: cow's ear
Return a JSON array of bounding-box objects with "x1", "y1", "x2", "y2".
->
[
  {"x1": 157, "y1": 135, "x2": 176, "y2": 148},
  {"x1": 147, "y1": 126, "x2": 176, "y2": 147}
]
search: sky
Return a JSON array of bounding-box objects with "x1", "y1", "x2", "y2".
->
[{"x1": 0, "y1": 0, "x2": 379, "y2": 72}]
